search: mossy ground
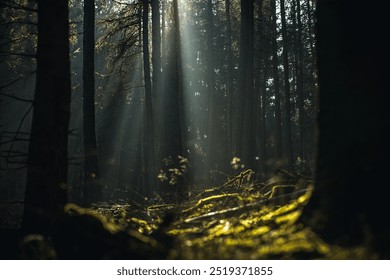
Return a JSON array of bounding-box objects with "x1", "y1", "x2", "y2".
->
[{"x1": 69, "y1": 170, "x2": 374, "y2": 259}]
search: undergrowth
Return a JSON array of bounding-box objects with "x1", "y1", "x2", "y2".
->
[{"x1": 63, "y1": 169, "x2": 373, "y2": 259}]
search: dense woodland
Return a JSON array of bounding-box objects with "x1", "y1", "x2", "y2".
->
[{"x1": 0, "y1": 0, "x2": 389, "y2": 259}]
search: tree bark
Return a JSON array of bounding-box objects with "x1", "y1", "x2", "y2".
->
[
  {"x1": 271, "y1": 0, "x2": 283, "y2": 165},
  {"x1": 241, "y1": 0, "x2": 255, "y2": 170},
  {"x1": 151, "y1": 0, "x2": 161, "y2": 99},
  {"x1": 300, "y1": 0, "x2": 390, "y2": 258},
  {"x1": 225, "y1": 0, "x2": 233, "y2": 160},
  {"x1": 162, "y1": 0, "x2": 184, "y2": 163},
  {"x1": 233, "y1": 0, "x2": 254, "y2": 170},
  {"x1": 280, "y1": 0, "x2": 293, "y2": 168},
  {"x1": 161, "y1": 0, "x2": 166, "y2": 65},
  {"x1": 82, "y1": 0, "x2": 100, "y2": 205},
  {"x1": 205, "y1": 0, "x2": 226, "y2": 177},
  {"x1": 142, "y1": 0, "x2": 156, "y2": 195},
  {"x1": 23, "y1": 0, "x2": 71, "y2": 234},
  {"x1": 256, "y1": 0, "x2": 267, "y2": 174},
  {"x1": 295, "y1": 0, "x2": 306, "y2": 161}
]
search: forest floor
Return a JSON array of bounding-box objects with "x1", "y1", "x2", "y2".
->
[
  {"x1": 52, "y1": 169, "x2": 373, "y2": 260},
  {"x1": 0, "y1": 169, "x2": 375, "y2": 259}
]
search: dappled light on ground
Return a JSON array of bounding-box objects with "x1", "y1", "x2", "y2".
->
[{"x1": 65, "y1": 171, "x2": 373, "y2": 259}]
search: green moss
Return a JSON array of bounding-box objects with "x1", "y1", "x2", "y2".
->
[{"x1": 72, "y1": 170, "x2": 374, "y2": 259}]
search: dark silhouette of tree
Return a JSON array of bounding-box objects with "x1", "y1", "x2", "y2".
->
[
  {"x1": 161, "y1": 0, "x2": 167, "y2": 65},
  {"x1": 233, "y1": 0, "x2": 254, "y2": 169},
  {"x1": 255, "y1": 0, "x2": 268, "y2": 175},
  {"x1": 151, "y1": 0, "x2": 161, "y2": 186},
  {"x1": 23, "y1": 0, "x2": 71, "y2": 233},
  {"x1": 161, "y1": 0, "x2": 184, "y2": 171},
  {"x1": 241, "y1": 0, "x2": 255, "y2": 171},
  {"x1": 300, "y1": 0, "x2": 390, "y2": 258},
  {"x1": 142, "y1": 0, "x2": 156, "y2": 194},
  {"x1": 152, "y1": 0, "x2": 161, "y2": 99},
  {"x1": 293, "y1": 0, "x2": 306, "y2": 161},
  {"x1": 280, "y1": 0, "x2": 293, "y2": 168},
  {"x1": 205, "y1": 0, "x2": 226, "y2": 178},
  {"x1": 271, "y1": 0, "x2": 283, "y2": 165},
  {"x1": 305, "y1": 0, "x2": 317, "y2": 106},
  {"x1": 225, "y1": 0, "x2": 233, "y2": 159},
  {"x1": 82, "y1": 0, "x2": 100, "y2": 205}
]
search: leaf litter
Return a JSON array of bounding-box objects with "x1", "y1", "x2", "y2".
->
[{"x1": 64, "y1": 169, "x2": 373, "y2": 259}]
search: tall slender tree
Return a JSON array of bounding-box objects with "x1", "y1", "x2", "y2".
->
[
  {"x1": 256, "y1": 0, "x2": 268, "y2": 174},
  {"x1": 82, "y1": 0, "x2": 99, "y2": 205},
  {"x1": 161, "y1": 0, "x2": 184, "y2": 182},
  {"x1": 225, "y1": 0, "x2": 233, "y2": 159},
  {"x1": 241, "y1": 0, "x2": 255, "y2": 170},
  {"x1": 23, "y1": 0, "x2": 71, "y2": 233},
  {"x1": 280, "y1": 0, "x2": 293, "y2": 168},
  {"x1": 271, "y1": 0, "x2": 283, "y2": 164},
  {"x1": 142, "y1": 0, "x2": 156, "y2": 195},
  {"x1": 161, "y1": 0, "x2": 166, "y2": 65},
  {"x1": 233, "y1": 0, "x2": 254, "y2": 169},
  {"x1": 305, "y1": 0, "x2": 318, "y2": 113},
  {"x1": 295, "y1": 0, "x2": 306, "y2": 161},
  {"x1": 151, "y1": 0, "x2": 161, "y2": 98},
  {"x1": 205, "y1": 0, "x2": 223, "y2": 176}
]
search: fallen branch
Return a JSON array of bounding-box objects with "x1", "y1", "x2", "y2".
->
[{"x1": 183, "y1": 188, "x2": 310, "y2": 223}]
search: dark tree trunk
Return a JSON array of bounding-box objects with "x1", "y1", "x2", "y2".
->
[
  {"x1": 306, "y1": 0, "x2": 316, "y2": 65},
  {"x1": 142, "y1": 0, "x2": 156, "y2": 195},
  {"x1": 233, "y1": 0, "x2": 254, "y2": 170},
  {"x1": 280, "y1": 0, "x2": 293, "y2": 168},
  {"x1": 241, "y1": 0, "x2": 255, "y2": 170},
  {"x1": 161, "y1": 0, "x2": 166, "y2": 65},
  {"x1": 256, "y1": 0, "x2": 267, "y2": 174},
  {"x1": 162, "y1": 0, "x2": 184, "y2": 162},
  {"x1": 300, "y1": 0, "x2": 390, "y2": 258},
  {"x1": 260, "y1": 57, "x2": 269, "y2": 175},
  {"x1": 305, "y1": 0, "x2": 318, "y2": 115},
  {"x1": 151, "y1": 0, "x2": 162, "y2": 186},
  {"x1": 152, "y1": 0, "x2": 161, "y2": 99},
  {"x1": 23, "y1": 0, "x2": 71, "y2": 234},
  {"x1": 271, "y1": 0, "x2": 283, "y2": 165},
  {"x1": 294, "y1": 0, "x2": 306, "y2": 161},
  {"x1": 82, "y1": 0, "x2": 100, "y2": 206},
  {"x1": 225, "y1": 0, "x2": 233, "y2": 160},
  {"x1": 205, "y1": 0, "x2": 226, "y2": 177}
]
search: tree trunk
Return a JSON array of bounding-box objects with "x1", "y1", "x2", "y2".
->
[
  {"x1": 300, "y1": 0, "x2": 390, "y2": 258},
  {"x1": 295, "y1": 0, "x2": 306, "y2": 162},
  {"x1": 151, "y1": 0, "x2": 161, "y2": 99},
  {"x1": 271, "y1": 0, "x2": 283, "y2": 165},
  {"x1": 23, "y1": 0, "x2": 71, "y2": 234},
  {"x1": 142, "y1": 0, "x2": 156, "y2": 195},
  {"x1": 161, "y1": 0, "x2": 166, "y2": 65},
  {"x1": 82, "y1": 0, "x2": 100, "y2": 206},
  {"x1": 241, "y1": 0, "x2": 255, "y2": 170},
  {"x1": 260, "y1": 57, "x2": 269, "y2": 175},
  {"x1": 233, "y1": 0, "x2": 254, "y2": 170},
  {"x1": 225, "y1": 0, "x2": 233, "y2": 160},
  {"x1": 162, "y1": 0, "x2": 184, "y2": 162},
  {"x1": 280, "y1": 0, "x2": 293, "y2": 168},
  {"x1": 305, "y1": 0, "x2": 318, "y2": 115},
  {"x1": 205, "y1": 0, "x2": 225, "y2": 178},
  {"x1": 256, "y1": 0, "x2": 267, "y2": 175}
]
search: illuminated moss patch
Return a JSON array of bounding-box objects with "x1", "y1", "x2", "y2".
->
[{"x1": 74, "y1": 170, "x2": 373, "y2": 259}]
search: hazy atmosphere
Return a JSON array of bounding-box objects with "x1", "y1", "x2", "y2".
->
[{"x1": 0, "y1": 0, "x2": 388, "y2": 260}]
